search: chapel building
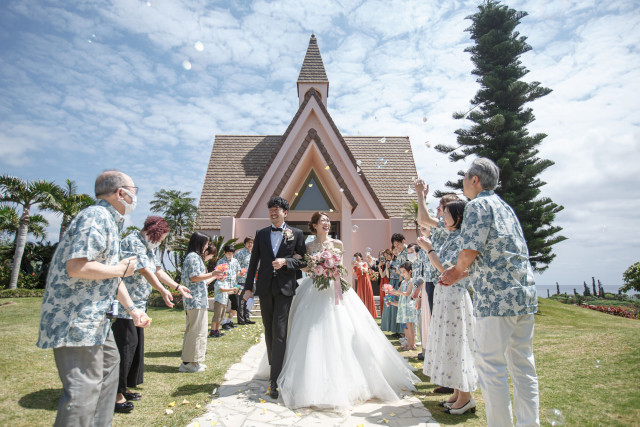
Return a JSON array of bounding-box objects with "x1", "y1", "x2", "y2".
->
[{"x1": 197, "y1": 35, "x2": 419, "y2": 279}]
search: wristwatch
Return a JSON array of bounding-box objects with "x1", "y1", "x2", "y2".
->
[{"x1": 125, "y1": 305, "x2": 135, "y2": 314}]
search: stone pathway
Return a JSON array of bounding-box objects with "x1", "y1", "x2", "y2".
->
[{"x1": 188, "y1": 336, "x2": 439, "y2": 427}]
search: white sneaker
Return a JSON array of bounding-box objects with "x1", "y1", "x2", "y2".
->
[{"x1": 179, "y1": 362, "x2": 205, "y2": 373}]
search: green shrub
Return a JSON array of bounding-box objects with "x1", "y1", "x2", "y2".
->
[
  {"x1": 147, "y1": 289, "x2": 185, "y2": 310},
  {"x1": 0, "y1": 288, "x2": 45, "y2": 298}
]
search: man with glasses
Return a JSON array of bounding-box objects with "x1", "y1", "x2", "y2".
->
[
  {"x1": 438, "y1": 158, "x2": 540, "y2": 426},
  {"x1": 37, "y1": 170, "x2": 151, "y2": 426}
]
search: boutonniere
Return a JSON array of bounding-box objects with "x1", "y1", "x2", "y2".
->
[{"x1": 282, "y1": 228, "x2": 294, "y2": 241}]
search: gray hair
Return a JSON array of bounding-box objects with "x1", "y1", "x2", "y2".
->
[
  {"x1": 95, "y1": 170, "x2": 128, "y2": 197},
  {"x1": 467, "y1": 158, "x2": 500, "y2": 190}
]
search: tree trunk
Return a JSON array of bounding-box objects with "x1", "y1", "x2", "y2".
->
[
  {"x1": 9, "y1": 207, "x2": 30, "y2": 289},
  {"x1": 59, "y1": 222, "x2": 68, "y2": 242}
]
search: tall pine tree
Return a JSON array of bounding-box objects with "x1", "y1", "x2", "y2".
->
[{"x1": 436, "y1": 0, "x2": 566, "y2": 271}]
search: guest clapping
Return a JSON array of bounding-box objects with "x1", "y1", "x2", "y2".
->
[
  {"x1": 112, "y1": 216, "x2": 191, "y2": 412},
  {"x1": 36, "y1": 170, "x2": 150, "y2": 426}
]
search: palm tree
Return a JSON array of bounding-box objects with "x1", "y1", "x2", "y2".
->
[
  {"x1": 121, "y1": 225, "x2": 140, "y2": 239},
  {"x1": 0, "y1": 175, "x2": 57, "y2": 289},
  {"x1": 150, "y1": 189, "x2": 199, "y2": 269},
  {"x1": 41, "y1": 179, "x2": 94, "y2": 241},
  {"x1": 0, "y1": 205, "x2": 49, "y2": 242}
]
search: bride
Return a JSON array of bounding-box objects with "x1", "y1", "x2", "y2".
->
[{"x1": 259, "y1": 211, "x2": 419, "y2": 410}]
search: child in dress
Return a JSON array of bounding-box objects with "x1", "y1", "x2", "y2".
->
[{"x1": 390, "y1": 261, "x2": 419, "y2": 350}]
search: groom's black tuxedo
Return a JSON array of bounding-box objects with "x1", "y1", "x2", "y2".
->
[
  {"x1": 244, "y1": 225, "x2": 306, "y2": 297},
  {"x1": 243, "y1": 224, "x2": 306, "y2": 385}
]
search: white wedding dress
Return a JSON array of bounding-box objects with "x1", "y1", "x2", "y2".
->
[{"x1": 256, "y1": 240, "x2": 419, "y2": 411}]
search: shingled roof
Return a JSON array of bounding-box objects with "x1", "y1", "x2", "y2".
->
[
  {"x1": 197, "y1": 135, "x2": 282, "y2": 230},
  {"x1": 197, "y1": 132, "x2": 418, "y2": 229},
  {"x1": 297, "y1": 34, "x2": 328, "y2": 83}
]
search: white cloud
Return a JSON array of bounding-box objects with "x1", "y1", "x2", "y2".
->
[{"x1": 1, "y1": 0, "x2": 639, "y2": 288}]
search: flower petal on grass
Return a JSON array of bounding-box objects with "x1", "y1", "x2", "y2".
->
[
  {"x1": 165, "y1": 409, "x2": 173, "y2": 415},
  {"x1": 168, "y1": 401, "x2": 176, "y2": 407}
]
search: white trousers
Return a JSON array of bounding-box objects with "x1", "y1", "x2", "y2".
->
[{"x1": 474, "y1": 315, "x2": 540, "y2": 427}]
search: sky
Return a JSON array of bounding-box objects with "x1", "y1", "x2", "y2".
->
[{"x1": 1, "y1": 0, "x2": 639, "y2": 290}]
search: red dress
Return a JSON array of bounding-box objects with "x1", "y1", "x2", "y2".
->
[{"x1": 354, "y1": 263, "x2": 378, "y2": 318}]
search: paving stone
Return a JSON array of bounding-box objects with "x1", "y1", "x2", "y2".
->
[{"x1": 190, "y1": 335, "x2": 439, "y2": 427}]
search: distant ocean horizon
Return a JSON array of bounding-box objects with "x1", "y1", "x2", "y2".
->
[{"x1": 535, "y1": 284, "x2": 632, "y2": 298}]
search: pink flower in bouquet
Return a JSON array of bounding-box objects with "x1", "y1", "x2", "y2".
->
[
  {"x1": 324, "y1": 257, "x2": 335, "y2": 268},
  {"x1": 314, "y1": 265, "x2": 325, "y2": 276},
  {"x1": 321, "y1": 250, "x2": 333, "y2": 260},
  {"x1": 383, "y1": 283, "x2": 394, "y2": 293}
]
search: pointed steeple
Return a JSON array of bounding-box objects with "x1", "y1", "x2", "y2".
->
[{"x1": 297, "y1": 34, "x2": 329, "y2": 106}]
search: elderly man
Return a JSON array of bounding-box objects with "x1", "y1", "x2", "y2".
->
[
  {"x1": 436, "y1": 158, "x2": 539, "y2": 427},
  {"x1": 37, "y1": 170, "x2": 151, "y2": 427}
]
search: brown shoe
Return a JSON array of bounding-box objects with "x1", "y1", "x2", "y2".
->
[{"x1": 434, "y1": 386, "x2": 454, "y2": 394}]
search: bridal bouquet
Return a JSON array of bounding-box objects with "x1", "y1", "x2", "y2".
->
[{"x1": 304, "y1": 248, "x2": 351, "y2": 292}]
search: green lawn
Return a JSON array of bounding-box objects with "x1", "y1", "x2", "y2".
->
[
  {"x1": 0, "y1": 299, "x2": 264, "y2": 426},
  {"x1": 1, "y1": 298, "x2": 639, "y2": 426}
]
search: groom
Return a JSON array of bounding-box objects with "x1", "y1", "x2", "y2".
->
[{"x1": 243, "y1": 196, "x2": 306, "y2": 399}]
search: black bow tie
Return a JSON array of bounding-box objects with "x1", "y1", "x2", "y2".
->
[{"x1": 271, "y1": 227, "x2": 283, "y2": 232}]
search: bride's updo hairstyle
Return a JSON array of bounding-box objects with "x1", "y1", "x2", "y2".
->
[{"x1": 308, "y1": 211, "x2": 329, "y2": 235}]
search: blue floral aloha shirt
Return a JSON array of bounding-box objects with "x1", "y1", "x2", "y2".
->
[
  {"x1": 438, "y1": 229, "x2": 470, "y2": 291},
  {"x1": 182, "y1": 252, "x2": 208, "y2": 310},
  {"x1": 423, "y1": 218, "x2": 449, "y2": 282},
  {"x1": 214, "y1": 257, "x2": 240, "y2": 305},
  {"x1": 117, "y1": 231, "x2": 160, "y2": 318},
  {"x1": 459, "y1": 190, "x2": 537, "y2": 317},
  {"x1": 234, "y1": 248, "x2": 251, "y2": 285},
  {"x1": 37, "y1": 200, "x2": 124, "y2": 349}
]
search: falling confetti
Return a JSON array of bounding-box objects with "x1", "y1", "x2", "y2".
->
[
  {"x1": 376, "y1": 158, "x2": 387, "y2": 169},
  {"x1": 329, "y1": 208, "x2": 334, "y2": 212},
  {"x1": 546, "y1": 408, "x2": 565, "y2": 426},
  {"x1": 356, "y1": 159, "x2": 362, "y2": 166},
  {"x1": 365, "y1": 247, "x2": 372, "y2": 254},
  {"x1": 356, "y1": 166, "x2": 361, "y2": 173},
  {"x1": 425, "y1": 141, "x2": 431, "y2": 148},
  {"x1": 308, "y1": 184, "x2": 313, "y2": 187},
  {"x1": 378, "y1": 137, "x2": 386, "y2": 143},
  {"x1": 194, "y1": 41, "x2": 204, "y2": 51},
  {"x1": 295, "y1": 192, "x2": 298, "y2": 196},
  {"x1": 339, "y1": 188, "x2": 344, "y2": 192},
  {"x1": 352, "y1": 225, "x2": 359, "y2": 232},
  {"x1": 404, "y1": 149, "x2": 409, "y2": 153},
  {"x1": 408, "y1": 186, "x2": 416, "y2": 195},
  {"x1": 325, "y1": 165, "x2": 330, "y2": 170},
  {"x1": 182, "y1": 60, "x2": 192, "y2": 70}
]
